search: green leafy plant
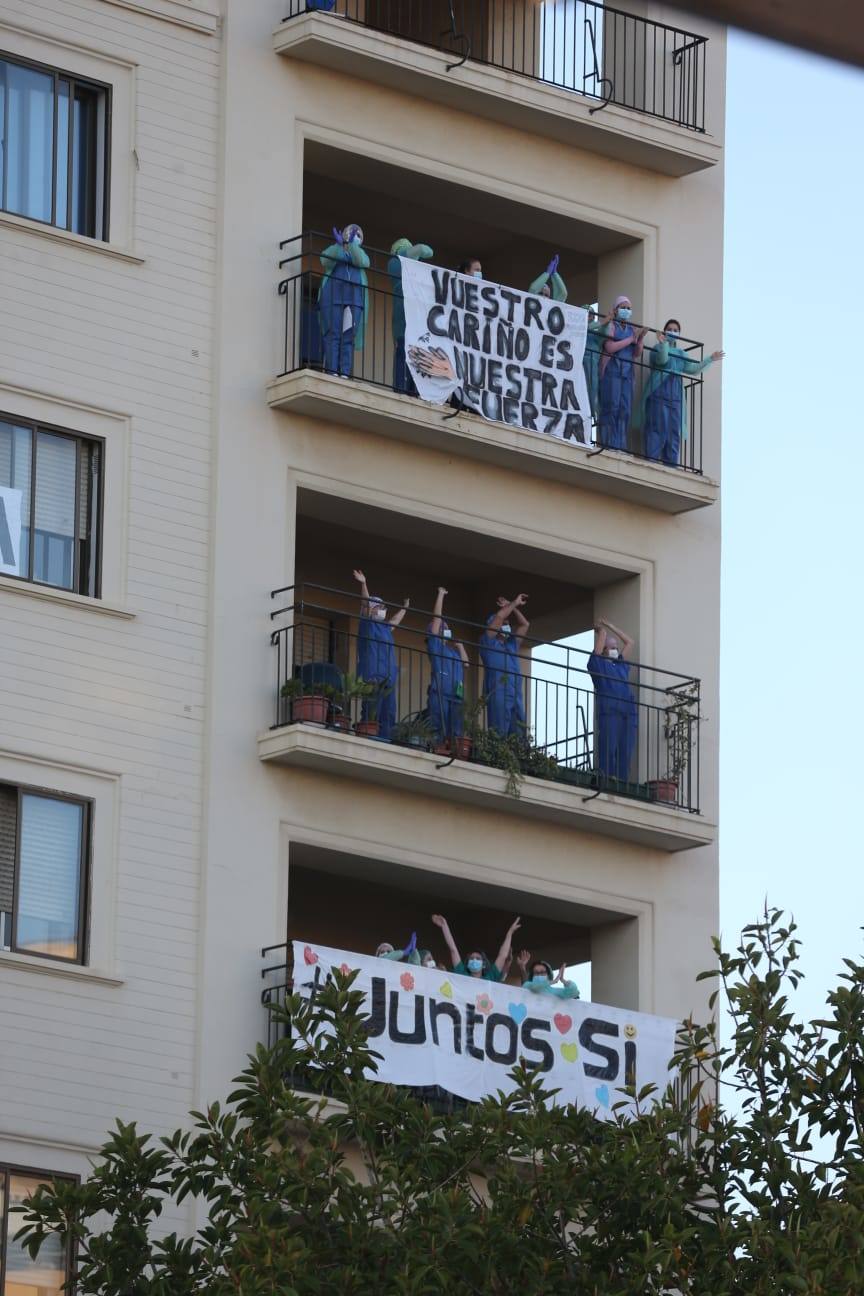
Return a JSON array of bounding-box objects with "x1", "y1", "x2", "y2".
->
[
  {"x1": 390, "y1": 713, "x2": 436, "y2": 749},
  {"x1": 471, "y1": 725, "x2": 558, "y2": 798},
  {"x1": 17, "y1": 910, "x2": 864, "y2": 1296},
  {"x1": 662, "y1": 680, "x2": 700, "y2": 781}
]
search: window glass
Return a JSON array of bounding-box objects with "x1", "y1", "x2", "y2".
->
[
  {"x1": 4, "y1": 1172, "x2": 67, "y2": 1295},
  {"x1": 3, "y1": 61, "x2": 53, "y2": 224},
  {"x1": 16, "y1": 794, "x2": 84, "y2": 961},
  {"x1": 0, "y1": 55, "x2": 108, "y2": 239},
  {"x1": 33, "y1": 431, "x2": 76, "y2": 590},
  {"x1": 0, "y1": 421, "x2": 31, "y2": 579}
]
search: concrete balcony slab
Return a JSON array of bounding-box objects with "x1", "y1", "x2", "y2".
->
[
  {"x1": 267, "y1": 369, "x2": 718, "y2": 514},
  {"x1": 272, "y1": 15, "x2": 721, "y2": 177},
  {"x1": 257, "y1": 723, "x2": 716, "y2": 853}
]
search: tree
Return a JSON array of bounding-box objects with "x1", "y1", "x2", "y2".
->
[{"x1": 18, "y1": 909, "x2": 864, "y2": 1295}]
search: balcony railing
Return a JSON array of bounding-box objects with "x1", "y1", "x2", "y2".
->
[
  {"x1": 285, "y1": 1, "x2": 708, "y2": 133},
  {"x1": 277, "y1": 232, "x2": 706, "y2": 474},
  {"x1": 269, "y1": 582, "x2": 701, "y2": 813}
]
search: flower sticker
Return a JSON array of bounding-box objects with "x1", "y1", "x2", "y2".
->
[
  {"x1": 400, "y1": 971, "x2": 415, "y2": 991},
  {"x1": 475, "y1": 992, "x2": 494, "y2": 1016},
  {"x1": 339, "y1": 963, "x2": 351, "y2": 976}
]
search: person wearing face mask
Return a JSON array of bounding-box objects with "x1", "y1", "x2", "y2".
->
[
  {"x1": 417, "y1": 948, "x2": 442, "y2": 972},
  {"x1": 516, "y1": 951, "x2": 581, "y2": 999},
  {"x1": 480, "y1": 594, "x2": 530, "y2": 736},
  {"x1": 318, "y1": 223, "x2": 370, "y2": 378},
  {"x1": 598, "y1": 295, "x2": 647, "y2": 451},
  {"x1": 431, "y1": 913, "x2": 522, "y2": 982},
  {"x1": 582, "y1": 304, "x2": 613, "y2": 424},
  {"x1": 426, "y1": 585, "x2": 469, "y2": 747},
  {"x1": 457, "y1": 258, "x2": 484, "y2": 280},
  {"x1": 353, "y1": 568, "x2": 408, "y2": 742},
  {"x1": 638, "y1": 319, "x2": 725, "y2": 466},
  {"x1": 587, "y1": 616, "x2": 638, "y2": 785},
  {"x1": 388, "y1": 236, "x2": 434, "y2": 396},
  {"x1": 528, "y1": 253, "x2": 567, "y2": 302},
  {"x1": 376, "y1": 933, "x2": 420, "y2": 964}
]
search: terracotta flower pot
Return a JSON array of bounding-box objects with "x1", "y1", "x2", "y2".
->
[
  {"x1": 354, "y1": 719, "x2": 379, "y2": 738},
  {"x1": 451, "y1": 736, "x2": 473, "y2": 760},
  {"x1": 291, "y1": 695, "x2": 329, "y2": 725},
  {"x1": 648, "y1": 777, "x2": 678, "y2": 804},
  {"x1": 330, "y1": 712, "x2": 352, "y2": 732}
]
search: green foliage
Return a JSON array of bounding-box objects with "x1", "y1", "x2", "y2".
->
[
  {"x1": 18, "y1": 909, "x2": 864, "y2": 1294},
  {"x1": 470, "y1": 727, "x2": 558, "y2": 797}
]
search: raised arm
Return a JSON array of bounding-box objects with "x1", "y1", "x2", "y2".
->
[
  {"x1": 430, "y1": 586, "x2": 446, "y2": 637},
  {"x1": 431, "y1": 913, "x2": 461, "y2": 969},
  {"x1": 600, "y1": 617, "x2": 635, "y2": 660},
  {"x1": 593, "y1": 622, "x2": 608, "y2": 655},
  {"x1": 407, "y1": 243, "x2": 434, "y2": 261},
  {"x1": 455, "y1": 641, "x2": 469, "y2": 666},
  {"x1": 488, "y1": 593, "x2": 529, "y2": 635},
  {"x1": 353, "y1": 568, "x2": 371, "y2": 616},
  {"x1": 510, "y1": 596, "x2": 530, "y2": 650},
  {"x1": 493, "y1": 916, "x2": 522, "y2": 974},
  {"x1": 345, "y1": 240, "x2": 371, "y2": 270},
  {"x1": 682, "y1": 349, "x2": 725, "y2": 376},
  {"x1": 388, "y1": 597, "x2": 410, "y2": 628}
]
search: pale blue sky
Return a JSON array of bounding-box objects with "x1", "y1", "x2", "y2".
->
[{"x1": 721, "y1": 32, "x2": 864, "y2": 1015}]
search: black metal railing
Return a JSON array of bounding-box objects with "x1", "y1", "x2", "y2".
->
[
  {"x1": 269, "y1": 582, "x2": 701, "y2": 813},
  {"x1": 286, "y1": 0, "x2": 708, "y2": 133},
  {"x1": 278, "y1": 231, "x2": 706, "y2": 474},
  {"x1": 260, "y1": 951, "x2": 471, "y2": 1114}
]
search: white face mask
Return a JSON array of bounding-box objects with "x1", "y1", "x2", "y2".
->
[
  {"x1": 606, "y1": 647, "x2": 620, "y2": 660},
  {"x1": 442, "y1": 628, "x2": 453, "y2": 640},
  {"x1": 472, "y1": 269, "x2": 482, "y2": 279},
  {"x1": 423, "y1": 957, "x2": 436, "y2": 969},
  {"x1": 373, "y1": 605, "x2": 387, "y2": 621},
  {"x1": 500, "y1": 624, "x2": 512, "y2": 637}
]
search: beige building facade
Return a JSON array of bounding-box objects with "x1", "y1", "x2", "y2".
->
[{"x1": 0, "y1": 0, "x2": 724, "y2": 1283}]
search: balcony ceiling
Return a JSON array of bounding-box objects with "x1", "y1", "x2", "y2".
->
[{"x1": 665, "y1": 0, "x2": 864, "y2": 68}]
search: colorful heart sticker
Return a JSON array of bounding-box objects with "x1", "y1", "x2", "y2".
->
[
  {"x1": 560, "y1": 1043, "x2": 579, "y2": 1063},
  {"x1": 508, "y1": 1003, "x2": 527, "y2": 1024},
  {"x1": 303, "y1": 946, "x2": 318, "y2": 965},
  {"x1": 400, "y1": 971, "x2": 415, "y2": 991},
  {"x1": 553, "y1": 1013, "x2": 572, "y2": 1035},
  {"x1": 595, "y1": 1084, "x2": 610, "y2": 1107},
  {"x1": 439, "y1": 981, "x2": 454, "y2": 999}
]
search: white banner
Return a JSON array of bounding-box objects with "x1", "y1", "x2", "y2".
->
[
  {"x1": 292, "y1": 941, "x2": 677, "y2": 1119},
  {"x1": 0, "y1": 486, "x2": 23, "y2": 576},
  {"x1": 401, "y1": 258, "x2": 591, "y2": 443}
]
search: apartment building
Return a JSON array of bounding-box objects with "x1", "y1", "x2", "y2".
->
[{"x1": 0, "y1": 0, "x2": 723, "y2": 1287}]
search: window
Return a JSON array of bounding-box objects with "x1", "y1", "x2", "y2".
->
[
  {"x1": 0, "y1": 785, "x2": 90, "y2": 964},
  {"x1": 0, "y1": 52, "x2": 110, "y2": 240},
  {"x1": 0, "y1": 1165, "x2": 75, "y2": 1295},
  {"x1": 0, "y1": 416, "x2": 102, "y2": 597}
]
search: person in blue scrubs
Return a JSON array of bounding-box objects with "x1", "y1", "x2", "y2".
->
[
  {"x1": 587, "y1": 616, "x2": 637, "y2": 784},
  {"x1": 388, "y1": 237, "x2": 434, "y2": 396},
  {"x1": 598, "y1": 295, "x2": 647, "y2": 451},
  {"x1": 480, "y1": 594, "x2": 530, "y2": 735},
  {"x1": 640, "y1": 319, "x2": 725, "y2": 466},
  {"x1": 354, "y1": 568, "x2": 408, "y2": 740},
  {"x1": 426, "y1": 585, "x2": 469, "y2": 745},
  {"x1": 318, "y1": 224, "x2": 370, "y2": 378}
]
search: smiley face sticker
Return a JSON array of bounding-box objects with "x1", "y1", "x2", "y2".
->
[{"x1": 624, "y1": 1024, "x2": 637, "y2": 1039}]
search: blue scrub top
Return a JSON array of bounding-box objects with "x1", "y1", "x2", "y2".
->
[
  {"x1": 358, "y1": 617, "x2": 397, "y2": 683},
  {"x1": 480, "y1": 634, "x2": 521, "y2": 692},
  {"x1": 426, "y1": 633, "x2": 464, "y2": 696},
  {"x1": 587, "y1": 652, "x2": 634, "y2": 700}
]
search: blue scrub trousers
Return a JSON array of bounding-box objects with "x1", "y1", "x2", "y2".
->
[
  {"x1": 323, "y1": 309, "x2": 358, "y2": 377},
  {"x1": 599, "y1": 359, "x2": 634, "y2": 450},
  {"x1": 428, "y1": 687, "x2": 463, "y2": 741},
  {"x1": 596, "y1": 697, "x2": 637, "y2": 782},
  {"x1": 644, "y1": 383, "x2": 682, "y2": 465}
]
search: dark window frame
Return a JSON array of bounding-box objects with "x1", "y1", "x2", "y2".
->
[
  {"x1": 0, "y1": 413, "x2": 105, "y2": 598},
  {"x1": 1, "y1": 782, "x2": 92, "y2": 967},
  {"x1": 0, "y1": 48, "x2": 112, "y2": 241},
  {"x1": 0, "y1": 1161, "x2": 78, "y2": 1294}
]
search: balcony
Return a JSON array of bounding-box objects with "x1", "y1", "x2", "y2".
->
[
  {"x1": 258, "y1": 584, "x2": 714, "y2": 852},
  {"x1": 267, "y1": 233, "x2": 719, "y2": 515},
  {"x1": 274, "y1": 2, "x2": 719, "y2": 176}
]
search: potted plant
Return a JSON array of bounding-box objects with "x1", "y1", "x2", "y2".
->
[
  {"x1": 649, "y1": 682, "x2": 699, "y2": 804},
  {"x1": 327, "y1": 674, "x2": 374, "y2": 732},
  {"x1": 353, "y1": 680, "x2": 391, "y2": 739},
  {"x1": 434, "y1": 694, "x2": 485, "y2": 761},
  {"x1": 280, "y1": 676, "x2": 329, "y2": 726},
  {"x1": 391, "y1": 713, "x2": 435, "y2": 751}
]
